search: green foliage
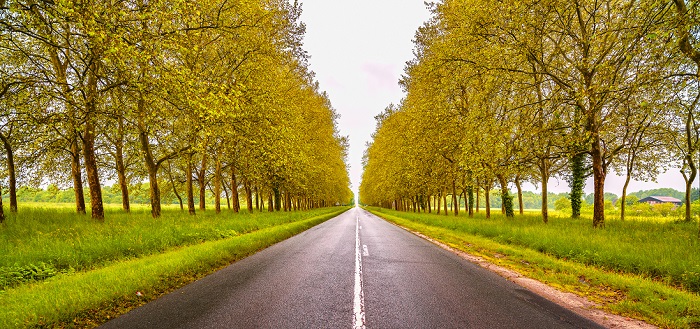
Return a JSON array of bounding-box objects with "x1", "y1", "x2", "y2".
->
[
  {"x1": 0, "y1": 262, "x2": 60, "y2": 290},
  {"x1": 0, "y1": 204, "x2": 346, "y2": 288},
  {"x1": 567, "y1": 153, "x2": 587, "y2": 218},
  {"x1": 369, "y1": 207, "x2": 700, "y2": 328},
  {"x1": 654, "y1": 203, "x2": 676, "y2": 217},
  {"x1": 502, "y1": 190, "x2": 514, "y2": 217},
  {"x1": 554, "y1": 197, "x2": 571, "y2": 212},
  {"x1": 0, "y1": 207, "x2": 348, "y2": 328},
  {"x1": 625, "y1": 195, "x2": 639, "y2": 206},
  {"x1": 629, "y1": 188, "x2": 685, "y2": 202},
  {"x1": 367, "y1": 207, "x2": 700, "y2": 294}
]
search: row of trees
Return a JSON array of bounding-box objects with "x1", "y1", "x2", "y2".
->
[
  {"x1": 0, "y1": 0, "x2": 352, "y2": 221},
  {"x1": 360, "y1": 0, "x2": 700, "y2": 228}
]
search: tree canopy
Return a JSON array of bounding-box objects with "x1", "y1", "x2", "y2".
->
[
  {"x1": 0, "y1": 0, "x2": 352, "y2": 220},
  {"x1": 360, "y1": 0, "x2": 696, "y2": 228}
]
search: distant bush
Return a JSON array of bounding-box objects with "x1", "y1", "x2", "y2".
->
[
  {"x1": 554, "y1": 197, "x2": 570, "y2": 212},
  {"x1": 654, "y1": 203, "x2": 676, "y2": 217}
]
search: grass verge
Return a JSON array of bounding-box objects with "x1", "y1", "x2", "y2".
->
[
  {"x1": 366, "y1": 207, "x2": 700, "y2": 329},
  {"x1": 0, "y1": 205, "x2": 344, "y2": 289},
  {"x1": 0, "y1": 207, "x2": 348, "y2": 328}
]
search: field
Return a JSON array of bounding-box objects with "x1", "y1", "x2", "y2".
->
[
  {"x1": 366, "y1": 206, "x2": 700, "y2": 328},
  {"x1": 0, "y1": 203, "x2": 349, "y2": 328}
]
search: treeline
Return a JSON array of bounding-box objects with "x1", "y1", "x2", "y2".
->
[
  {"x1": 0, "y1": 0, "x2": 352, "y2": 221},
  {"x1": 360, "y1": 1, "x2": 700, "y2": 227}
]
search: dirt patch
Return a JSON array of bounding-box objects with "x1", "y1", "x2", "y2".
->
[{"x1": 408, "y1": 230, "x2": 656, "y2": 329}]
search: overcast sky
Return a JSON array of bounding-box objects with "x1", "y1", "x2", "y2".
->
[{"x1": 298, "y1": 0, "x2": 687, "y2": 198}]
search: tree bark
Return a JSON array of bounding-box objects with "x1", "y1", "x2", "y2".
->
[
  {"x1": 222, "y1": 180, "x2": 230, "y2": 210},
  {"x1": 273, "y1": 187, "x2": 281, "y2": 211},
  {"x1": 231, "y1": 169, "x2": 240, "y2": 212},
  {"x1": 540, "y1": 159, "x2": 549, "y2": 224},
  {"x1": 267, "y1": 191, "x2": 273, "y2": 212},
  {"x1": 591, "y1": 136, "x2": 606, "y2": 228},
  {"x1": 452, "y1": 180, "x2": 458, "y2": 216},
  {"x1": 467, "y1": 185, "x2": 474, "y2": 217},
  {"x1": 497, "y1": 174, "x2": 514, "y2": 218},
  {"x1": 82, "y1": 105, "x2": 104, "y2": 220},
  {"x1": 0, "y1": 184, "x2": 5, "y2": 223},
  {"x1": 187, "y1": 153, "x2": 196, "y2": 215},
  {"x1": 255, "y1": 186, "x2": 260, "y2": 211},
  {"x1": 214, "y1": 159, "x2": 221, "y2": 214},
  {"x1": 515, "y1": 175, "x2": 523, "y2": 215},
  {"x1": 0, "y1": 132, "x2": 17, "y2": 213},
  {"x1": 476, "y1": 185, "x2": 480, "y2": 213},
  {"x1": 113, "y1": 122, "x2": 130, "y2": 213},
  {"x1": 621, "y1": 173, "x2": 631, "y2": 221},
  {"x1": 485, "y1": 180, "x2": 492, "y2": 219},
  {"x1": 199, "y1": 152, "x2": 207, "y2": 211},
  {"x1": 70, "y1": 138, "x2": 86, "y2": 215},
  {"x1": 166, "y1": 162, "x2": 183, "y2": 211},
  {"x1": 244, "y1": 178, "x2": 253, "y2": 213},
  {"x1": 48, "y1": 44, "x2": 85, "y2": 215},
  {"x1": 138, "y1": 97, "x2": 161, "y2": 218}
]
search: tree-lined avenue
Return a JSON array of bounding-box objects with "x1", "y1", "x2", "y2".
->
[{"x1": 100, "y1": 208, "x2": 602, "y2": 328}]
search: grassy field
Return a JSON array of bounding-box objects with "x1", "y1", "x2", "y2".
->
[
  {"x1": 0, "y1": 203, "x2": 349, "y2": 327},
  {"x1": 366, "y1": 207, "x2": 700, "y2": 328}
]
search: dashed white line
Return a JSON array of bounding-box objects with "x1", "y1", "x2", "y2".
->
[
  {"x1": 353, "y1": 216, "x2": 366, "y2": 329},
  {"x1": 362, "y1": 245, "x2": 369, "y2": 257}
]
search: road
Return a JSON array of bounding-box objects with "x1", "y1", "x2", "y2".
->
[{"x1": 100, "y1": 207, "x2": 602, "y2": 329}]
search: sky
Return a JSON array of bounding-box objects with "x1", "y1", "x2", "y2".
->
[{"x1": 298, "y1": 0, "x2": 688, "y2": 198}]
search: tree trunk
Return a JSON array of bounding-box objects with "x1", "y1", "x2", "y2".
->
[
  {"x1": 443, "y1": 193, "x2": 448, "y2": 215},
  {"x1": 437, "y1": 192, "x2": 441, "y2": 215},
  {"x1": 244, "y1": 178, "x2": 253, "y2": 213},
  {"x1": 0, "y1": 132, "x2": 17, "y2": 213},
  {"x1": 70, "y1": 138, "x2": 86, "y2": 215},
  {"x1": 0, "y1": 184, "x2": 5, "y2": 223},
  {"x1": 273, "y1": 187, "x2": 281, "y2": 211},
  {"x1": 82, "y1": 116, "x2": 104, "y2": 220},
  {"x1": 570, "y1": 153, "x2": 586, "y2": 219},
  {"x1": 187, "y1": 154, "x2": 196, "y2": 215},
  {"x1": 540, "y1": 159, "x2": 549, "y2": 224},
  {"x1": 222, "y1": 181, "x2": 230, "y2": 210},
  {"x1": 485, "y1": 180, "x2": 492, "y2": 219},
  {"x1": 452, "y1": 180, "x2": 459, "y2": 216},
  {"x1": 467, "y1": 185, "x2": 474, "y2": 217},
  {"x1": 476, "y1": 186, "x2": 480, "y2": 213},
  {"x1": 49, "y1": 47, "x2": 85, "y2": 215},
  {"x1": 214, "y1": 159, "x2": 221, "y2": 214},
  {"x1": 138, "y1": 97, "x2": 161, "y2": 218},
  {"x1": 515, "y1": 175, "x2": 523, "y2": 215},
  {"x1": 232, "y1": 169, "x2": 240, "y2": 212},
  {"x1": 198, "y1": 153, "x2": 207, "y2": 211},
  {"x1": 267, "y1": 192, "x2": 273, "y2": 212},
  {"x1": 166, "y1": 162, "x2": 183, "y2": 211},
  {"x1": 255, "y1": 186, "x2": 260, "y2": 211},
  {"x1": 591, "y1": 136, "x2": 606, "y2": 228},
  {"x1": 114, "y1": 128, "x2": 130, "y2": 213},
  {"x1": 621, "y1": 173, "x2": 631, "y2": 221},
  {"x1": 683, "y1": 160, "x2": 697, "y2": 222},
  {"x1": 497, "y1": 174, "x2": 514, "y2": 218}
]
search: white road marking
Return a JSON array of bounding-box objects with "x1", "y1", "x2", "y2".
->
[
  {"x1": 354, "y1": 216, "x2": 366, "y2": 329},
  {"x1": 362, "y1": 245, "x2": 369, "y2": 257}
]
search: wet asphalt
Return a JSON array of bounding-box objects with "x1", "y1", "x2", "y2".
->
[{"x1": 99, "y1": 207, "x2": 603, "y2": 329}]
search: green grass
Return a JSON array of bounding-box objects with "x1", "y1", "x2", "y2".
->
[
  {"x1": 0, "y1": 203, "x2": 344, "y2": 290},
  {"x1": 367, "y1": 207, "x2": 700, "y2": 328},
  {"x1": 0, "y1": 203, "x2": 348, "y2": 328}
]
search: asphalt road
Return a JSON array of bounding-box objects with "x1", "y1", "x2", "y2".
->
[{"x1": 100, "y1": 207, "x2": 603, "y2": 329}]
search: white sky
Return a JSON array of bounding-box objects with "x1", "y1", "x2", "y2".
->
[{"x1": 298, "y1": 0, "x2": 688, "y2": 198}]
